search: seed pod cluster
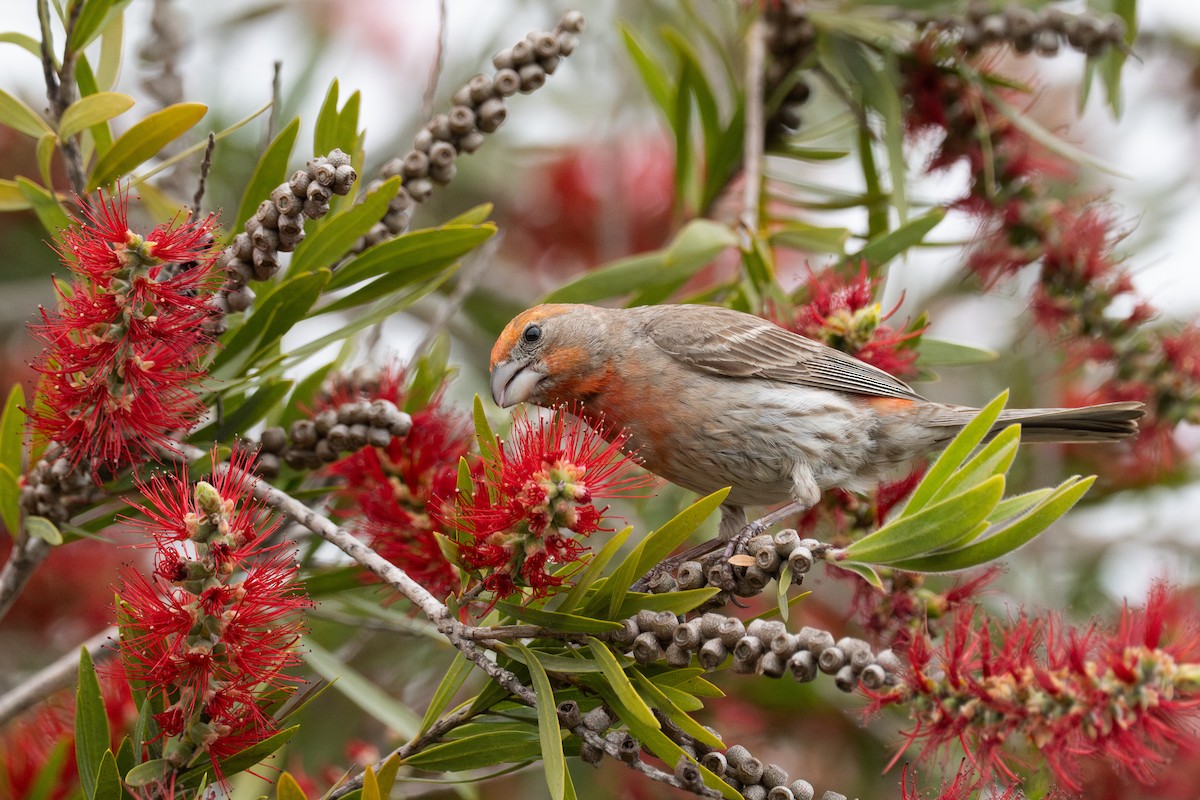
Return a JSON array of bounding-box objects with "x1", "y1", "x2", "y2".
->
[
  {"x1": 610, "y1": 606, "x2": 900, "y2": 694},
  {"x1": 647, "y1": 529, "x2": 830, "y2": 608},
  {"x1": 353, "y1": 10, "x2": 586, "y2": 253},
  {"x1": 20, "y1": 450, "x2": 106, "y2": 524},
  {"x1": 209, "y1": 148, "x2": 357, "y2": 328},
  {"x1": 250, "y1": 398, "x2": 411, "y2": 477},
  {"x1": 763, "y1": 0, "x2": 817, "y2": 138},
  {"x1": 699, "y1": 742, "x2": 826, "y2": 799},
  {"x1": 925, "y1": 3, "x2": 1128, "y2": 57}
]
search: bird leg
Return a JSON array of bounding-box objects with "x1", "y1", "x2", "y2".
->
[{"x1": 715, "y1": 500, "x2": 810, "y2": 589}]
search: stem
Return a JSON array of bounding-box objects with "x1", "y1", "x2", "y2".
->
[
  {"x1": 0, "y1": 537, "x2": 52, "y2": 625},
  {"x1": 0, "y1": 626, "x2": 116, "y2": 726},
  {"x1": 738, "y1": 16, "x2": 767, "y2": 246}
]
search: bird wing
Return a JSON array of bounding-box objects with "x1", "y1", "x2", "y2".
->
[{"x1": 640, "y1": 305, "x2": 926, "y2": 401}]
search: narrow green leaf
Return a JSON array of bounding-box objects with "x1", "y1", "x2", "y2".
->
[
  {"x1": 27, "y1": 739, "x2": 70, "y2": 800},
  {"x1": 327, "y1": 224, "x2": 495, "y2": 291},
  {"x1": 114, "y1": 736, "x2": 134, "y2": 778},
  {"x1": 929, "y1": 424, "x2": 1020, "y2": 505},
  {"x1": 916, "y1": 337, "x2": 997, "y2": 367},
  {"x1": 445, "y1": 202, "x2": 494, "y2": 225},
  {"x1": 0, "y1": 88, "x2": 53, "y2": 137},
  {"x1": 768, "y1": 222, "x2": 850, "y2": 254},
  {"x1": 496, "y1": 603, "x2": 623, "y2": 634},
  {"x1": 198, "y1": 379, "x2": 292, "y2": 441},
  {"x1": 75, "y1": 648, "x2": 110, "y2": 800},
  {"x1": 212, "y1": 270, "x2": 330, "y2": 376},
  {"x1": 776, "y1": 563, "x2": 793, "y2": 621},
  {"x1": 473, "y1": 394, "x2": 497, "y2": 454},
  {"x1": 404, "y1": 730, "x2": 540, "y2": 771},
  {"x1": 614, "y1": 588, "x2": 721, "y2": 619},
  {"x1": 69, "y1": 0, "x2": 131, "y2": 52},
  {"x1": 94, "y1": 13, "x2": 123, "y2": 92},
  {"x1": 58, "y1": 92, "x2": 134, "y2": 139},
  {"x1": 903, "y1": 391, "x2": 1008, "y2": 515},
  {"x1": 620, "y1": 27, "x2": 675, "y2": 121},
  {"x1": 361, "y1": 764, "x2": 380, "y2": 800},
  {"x1": 891, "y1": 477, "x2": 1096, "y2": 572},
  {"x1": 0, "y1": 464, "x2": 19, "y2": 538},
  {"x1": 132, "y1": 699, "x2": 158, "y2": 765},
  {"x1": 16, "y1": 177, "x2": 73, "y2": 236},
  {"x1": 25, "y1": 515, "x2": 63, "y2": 546},
  {"x1": 838, "y1": 561, "x2": 884, "y2": 590},
  {"x1": 587, "y1": 638, "x2": 658, "y2": 729},
  {"x1": 0, "y1": 178, "x2": 31, "y2": 211},
  {"x1": 275, "y1": 772, "x2": 309, "y2": 800},
  {"x1": 335, "y1": 90, "x2": 362, "y2": 156},
  {"x1": 233, "y1": 116, "x2": 300, "y2": 234},
  {"x1": 554, "y1": 526, "x2": 633, "y2": 614},
  {"x1": 89, "y1": 102, "x2": 207, "y2": 190},
  {"x1": 36, "y1": 133, "x2": 56, "y2": 188},
  {"x1": 176, "y1": 726, "x2": 298, "y2": 788},
  {"x1": 124, "y1": 759, "x2": 171, "y2": 788},
  {"x1": 302, "y1": 639, "x2": 421, "y2": 738},
  {"x1": 852, "y1": 208, "x2": 945, "y2": 266},
  {"x1": 418, "y1": 652, "x2": 473, "y2": 736},
  {"x1": 376, "y1": 754, "x2": 402, "y2": 797},
  {"x1": 846, "y1": 475, "x2": 1005, "y2": 565},
  {"x1": 313, "y1": 80, "x2": 341, "y2": 159},
  {"x1": 520, "y1": 644, "x2": 565, "y2": 800},
  {"x1": 290, "y1": 176, "x2": 400, "y2": 273},
  {"x1": 631, "y1": 671, "x2": 722, "y2": 750},
  {"x1": 988, "y1": 488, "x2": 1054, "y2": 524},
  {"x1": 508, "y1": 649, "x2": 613, "y2": 674},
  {"x1": 92, "y1": 750, "x2": 122, "y2": 800},
  {"x1": 0, "y1": 32, "x2": 41, "y2": 58}
]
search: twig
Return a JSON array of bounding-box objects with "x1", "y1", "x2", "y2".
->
[
  {"x1": 0, "y1": 537, "x2": 52, "y2": 625},
  {"x1": 192, "y1": 132, "x2": 216, "y2": 211},
  {"x1": 421, "y1": 0, "x2": 449, "y2": 121},
  {"x1": 267, "y1": 61, "x2": 282, "y2": 145},
  {"x1": 0, "y1": 626, "x2": 117, "y2": 726},
  {"x1": 235, "y1": 470, "x2": 719, "y2": 798},
  {"x1": 738, "y1": 16, "x2": 767, "y2": 245}
]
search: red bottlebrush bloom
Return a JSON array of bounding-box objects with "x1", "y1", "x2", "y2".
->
[
  {"x1": 775, "y1": 265, "x2": 925, "y2": 380},
  {"x1": 436, "y1": 406, "x2": 653, "y2": 601},
  {"x1": 869, "y1": 582, "x2": 1200, "y2": 794},
  {"x1": 324, "y1": 363, "x2": 473, "y2": 600},
  {"x1": 27, "y1": 189, "x2": 219, "y2": 476},
  {"x1": 113, "y1": 448, "x2": 307, "y2": 786}
]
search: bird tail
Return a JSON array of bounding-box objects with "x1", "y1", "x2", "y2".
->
[{"x1": 993, "y1": 401, "x2": 1145, "y2": 443}]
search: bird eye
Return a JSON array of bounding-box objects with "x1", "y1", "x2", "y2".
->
[{"x1": 523, "y1": 324, "x2": 542, "y2": 344}]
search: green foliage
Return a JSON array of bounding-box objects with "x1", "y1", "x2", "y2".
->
[{"x1": 88, "y1": 102, "x2": 208, "y2": 189}]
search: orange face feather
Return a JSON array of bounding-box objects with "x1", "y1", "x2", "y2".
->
[{"x1": 489, "y1": 304, "x2": 576, "y2": 368}]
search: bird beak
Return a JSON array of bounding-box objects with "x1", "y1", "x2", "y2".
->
[{"x1": 490, "y1": 359, "x2": 545, "y2": 408}]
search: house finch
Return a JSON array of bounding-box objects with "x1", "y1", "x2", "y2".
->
[{"x1": 489, "y1": 303, "x2": 1144, "y2": 537}]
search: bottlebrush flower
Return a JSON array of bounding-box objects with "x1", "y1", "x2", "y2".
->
[
  {"x1": 113, "y1": 448, "x2": 308, "y2": 784},
  {"x1": 26, "y1": 189, "x2": 219, "y2": 476},
  {"x1": 435, "y1": 407, "x2": 653, "y2": 601},
  {"x1": 773, "y1": 265, "x2": 925, "y2": 380},
  {"x1": 323, "y1": 363, "x2": 473, "y2": 600},
  {"x1": 869, "y1": 582, "x2": 1200, "y2": 793}
]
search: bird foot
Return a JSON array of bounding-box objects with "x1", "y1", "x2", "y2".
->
[{"x1": 714, "y1": 501, "x2": 810, "y2": 591}]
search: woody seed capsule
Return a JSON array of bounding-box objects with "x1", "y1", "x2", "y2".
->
[
  {"x1": 698, "y1": 638, "x2": 727, "y2": 669},
  {"x1": 790, "y1": 780, "x2": 815, "y2": 800},
  {"x1": 767, "y1": 788, "x2": 795, "y2": 800},
  {"x1": 632, "y1": 632, "x2": 662, "y2": 664},
  {"x1": 700, "y1": 751, "x2": 727, "y2": 776},
  {"x1": 493, "y1": 68, "x2": 520, "y2": 96}
]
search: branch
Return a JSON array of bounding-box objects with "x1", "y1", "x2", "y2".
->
[
  {"x1": 0, "y1": 537, "x2": 52, "y2": 625},
  {"x1": 0, "y1": 626, "x2": 116, "y2": 726},
  {"x1": 738, "y1": 16, "x2": 767, "y2": 245}
]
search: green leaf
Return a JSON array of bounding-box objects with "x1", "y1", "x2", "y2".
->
[
  {"x1": 418, "y1": 652, "x2": 473, "y2": 736},
  {"x1": 176, "y1": 725, "x2": 298, "y2": 788},
  {"x1": 335, "y1": 90, "x2": 362, "y2": 157},
  {"x1": 75, "y1": 648, "x2": 110, "y2": 800},
  {"x1": 327, "y1": 224, "x2": 495, "y2": 291},
  {"x1": 890, "y1": 476, "x2": 1096, "y2": 573},
  {"x1": 16, "y1": 177, "x2": 73, "y2": 235},
  {"x1": 123, "y1": 759, "x2": 171, "y2": 788},
  {"x1": 614, "y1": 588, "x2": 721, "y2": 618},
  {"x1": 25, "y1": 515, "x2": 63, "y2": 545},
  {"x1": 768, "y1": 222, "x2": 850, "y2": 254},
  {"x1": 0, "y1": 88, "x2": 53, "y2": 138},
  {"x1": 89, "y1": 102, "x2": 207, "y2": 190},
  {"x1": 114, "y1": 736, "x2": 134, "y2": 778},
  {"x1": 302, "y1": 638, "x2": 422, "y2": 738},
  {"x1": 851, "y1": 208, "x2": 945, "y2": 266},
  {"x1": 520, "y1": 644, "x2": 566, "y2": 800},
  {"x1": 361, "y1": 764, "x2": 380, "y2": 800},
  {"x1": 587, "y1": 638, "x2": 658, "y2": 729},
  {"x1": 916, "y1": 337, "x2": 997, "y2": 367},
  {"x1": 233, "y1": 116, "x2": 300, "y2": 234},
  {"x1": 631, "y1": 671, "x2": 722, "y2": 750},
  {"x1": 197, "y1": 379, "x2": 292, "y2": 441},
  {"x1": 0, "y1": 178, "x2": 31, "y2": 211},
  {"x1": 211, "y1": 270, "x2": 330, "y2": 377},
  {"x1": 58, "y1": 92, "x2": 134, "y2": 139},
  {"x1": 275, "y1": 772, "x2": 309, "y2": 800},
  {"x1": 313, "y1": 80, "x2": 341, "y2": 160},
  {"x1": 132, "y1": 699, "x2": 159, "y2": 764},
  {"x1": 94, "y1": 13, "x2": 123, "y2": 93},
  {"x1": 845, "y1": 475, "x2": 1005, "y2": 565},
  {"x1": 505, "y1": 649, "x2": 613, "y2": 674},
  {"x1": 27, "y1": 739, "x2": 71, "y2": 800},
  {"x1": 496, "y1": 603, "x2": 624, "y2": 634},
  {"x1": 554, "y1": 526, "x2": 633, "y2": 614},
  {"x1": 406, "y1": 336, "x2": 452, "y2": 414},
  {"x1": 92, "y1": 750, "x2": 122, "y2": 800},
  {"x1": 377, "y1": 754, "x2": 402, "y2": 797},
  {"x1": 404, "y1": 731, "x2": 540, "y2": 771},
  {"x1": 776, "y1": 563, "x2": 793, "y2": 621},
  {"x1": 473, "y1": 394, "x2": 497, "y2": 454},
  {"x1": 69, "y1": 0, "x2": 132, "y2": 52},
  {"x1": 0, "y1": 32, "x2": 42, "y2": 59},
  {"x1": 588, "y1": 488, "x2": 728, "y2": 619},
  {"x1": 445, "y1": 203, "x2": 494, "y2": 225},
  {"x1": 0, "y1": 464, "x2": 19, "y2": 538},
  {"x1": 928, "y1": 424, "x2": 1019, "y2": 506},
  {"x1": 544, "y1": 220, "x2": 737, "y2": 305},
  {"x1": 620, "y1": 27, "x2": 675, "y2": 122},
  {"x1": 903, "y1": 392, "x2": 1008, "y2": 515},
  {"x1": 36, "y1": 133, "x2": 56, "y2": 188},
  {"x1": 988, "y1": 488, "x2": 1054, "y2": 524},
  {"x1": 290, "y1": 176, "x2": 400, "y2": 273}
]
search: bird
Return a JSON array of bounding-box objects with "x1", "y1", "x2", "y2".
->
[{"x1": 489, "y1": 303, "x2": 1144, "y2": 540}]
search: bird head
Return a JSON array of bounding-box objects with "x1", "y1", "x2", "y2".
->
[{"x1": 490, "y1": 304, "x2": 603, "y2": 408}]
